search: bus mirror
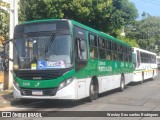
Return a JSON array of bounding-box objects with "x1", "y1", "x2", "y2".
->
[{"x1": 2, "y1": 39, "x2": 14, "y2": 62}]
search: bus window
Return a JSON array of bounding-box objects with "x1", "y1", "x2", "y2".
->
[
  {"x1": 112, "y1": 42, "x2": 118, "y2": 60},
  {"x1": 132, "y1": 52, "x2": 136, "y2": 68},
  {"x1": 124, "y1": 54, "x2": 128, "y2": 62},
  {"x1": 113, "y1": 52, "x2": 118, "y2": 60},
  {"x1": 75, "y1": 38, "x2": 87, "y2": 60},
  {"x1": 105, "y1": 40, "x2": 112, "y2": 60},
  {"x1": 106, "y1": 50, "x2": 112, "y2": 60},
  {"x1": 137, "y1": 50, "x2": 140, "y2": 67},
  {"x1": 128, "y1": 48, "x2": 132, "y2": 62},
  {"x1": 89, "y1": 34, "x2": 98, "y2": 59},
  {"x1": 98, "y1": 37, "x2": 105, "y2": 59},
  {"x1": 106, "y1": 40, "x2": 112, "y2": 50}
]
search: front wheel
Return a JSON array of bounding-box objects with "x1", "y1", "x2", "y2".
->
[{"x1": 88, "y1": 80, "x2": 98, "y2": 102}]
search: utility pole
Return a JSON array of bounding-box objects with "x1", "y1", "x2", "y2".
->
[{"x1": 8, "y1": 0, "x2": 18, "y2": 89}]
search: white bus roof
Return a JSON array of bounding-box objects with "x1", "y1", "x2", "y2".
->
[{"x1": 132, "y1": 47, "x2": 157, "y2": 55}]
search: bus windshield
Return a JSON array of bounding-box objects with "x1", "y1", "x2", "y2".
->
[{"x1": 14, "y1": 34, "x2": 72, "y2": 70}]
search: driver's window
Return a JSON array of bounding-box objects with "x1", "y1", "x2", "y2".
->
[{"x1": 75, "y1": 38, "x2": 87, "y2": 60}]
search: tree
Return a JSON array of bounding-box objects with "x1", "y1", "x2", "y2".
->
[
  {"x1": 106, "y1": 0, "x2": 138, "y2": 37},
  {"x1": 0, "y1": 0, "x2": 9, "y2": 42},
  {"x1": 114, "y1": 29, "x2": 139, "y2": 47},
  {"x1": 126, "y1": 16, "x2": 160, "y2": 53},
  {"x1": 19, "y1": 0, "x2": 138, "y2": 34}
]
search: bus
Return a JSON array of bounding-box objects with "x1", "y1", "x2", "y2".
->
[
  {"x1": 157, "y1": 56, "x2": 160, "y2": 69},
  {"x1": 132, "y1": 47, "x2": 157, "y2": 83},
  {"x1": 12, "y1": 19, "x2": 134, "y2": 101}
]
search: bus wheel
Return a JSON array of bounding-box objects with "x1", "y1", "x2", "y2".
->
[
  {"x1": 151, "y1": 71, "x2": 154, "y2": 81},
  {"x1": 88, "y1": 79, "x2": 98, "y2": 102},
  {"x1": 119, "y1": 75, "x2": 125, "y2": 92},
  {"x1": 140, "y1": 73, "x2": 144, "y2": 84}
]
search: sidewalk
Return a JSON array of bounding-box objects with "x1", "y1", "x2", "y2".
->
[{"x1": 0, "y1": 90, "x2": 14, "y2": 108}]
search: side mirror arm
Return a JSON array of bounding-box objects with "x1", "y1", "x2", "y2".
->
[
  {"x1": 2, "y1": 39, "x2": 14, "y2": 62},
  {"x1": 2, "y1": 39, "x2": 13, "y2": 46}
]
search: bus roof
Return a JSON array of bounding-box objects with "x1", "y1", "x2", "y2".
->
[
  {"x1": 132, "y1": 47, "x2": 157, "y2": 55},
  {"x1": 20, "y1": 19, "x2": 131, "y2": 47},
  {"x1": 157, "y1": 56, "x2": 160, "y2": 59}
]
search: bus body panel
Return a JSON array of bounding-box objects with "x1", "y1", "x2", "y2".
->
[{"x1": 98, "y1": 73, "x2": 133, "y2": 93}]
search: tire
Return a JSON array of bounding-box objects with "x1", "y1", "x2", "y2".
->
[
  {"x1": 119, "y1": 75, "x2": 125, "y2": 92},
  {"x1": 140, "y1": 73, "x2": 144, "y2": 84},
  {"x1": 88, "y1": 80, "x2": 98, "y2": 102},
  {"x1": 151, "y1": 71, "x2": 154, "y2": 81}
]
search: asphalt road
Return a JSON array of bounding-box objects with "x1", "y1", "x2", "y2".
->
[{"x1": 1, "y1": 71, "x2": 160, "y2": 120}]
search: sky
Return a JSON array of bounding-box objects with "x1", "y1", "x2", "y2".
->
[{"x1": 130, "y1": 0, "x2": 160, "y2": 19}]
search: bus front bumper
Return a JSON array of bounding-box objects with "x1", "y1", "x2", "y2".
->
[{"x1": 13, "y1": 80, "x2": 77, "y2": 100}]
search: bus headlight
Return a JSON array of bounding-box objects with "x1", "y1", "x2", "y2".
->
[
  {"x1": 13, "y1": 80, "x2": 20, "y2": 90},
  {"x1": 58, "y1": 77, "x2": 74, "y2": 90}
]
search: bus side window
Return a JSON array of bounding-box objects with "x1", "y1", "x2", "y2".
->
[
  {"x1": 106, "y1": 50, "x2": 111, "y2": 60},
  {"x1": 90, "y1": 48, "x2": 95, "y2": 59},
  {"x1": 89, "y1": 34, "x2": 98, "y2": 59},
  {"x1": 112, "y1": 42, "x2": 118, "y2": 60},
  {"x1": 118, "y1": 45, "x2": 124, "y2": 61},
  {"x1": 98, "y1": 37, "x2": 106, "y2": 59},
  {"x1": 105, "y1": 40, "x2": 112, "y2": 60},
  {"x1": 137, "y1": 50, "x2": 140, "y2": 67}
]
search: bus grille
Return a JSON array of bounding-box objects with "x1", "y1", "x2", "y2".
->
[
  {"x1": 20, "y1": 88, "x2": 58, "y2": 96},
  {"x1": 14, "y1": 68, "x2": 72, "y2": 80}
]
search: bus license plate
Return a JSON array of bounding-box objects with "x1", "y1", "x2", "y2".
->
[{"x1": 32, "y1": 90, "x2": 43, "y2": 95}]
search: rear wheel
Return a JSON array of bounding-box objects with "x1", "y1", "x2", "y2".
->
[
  {"x1": 119, "y1": 75, "x2": 125, "y2": 92},
  {"x1": 151, "y1": 71, "x2": 155, "y2": 81},
  {"x1": 140, "y1": 73, "x2": 144, "y2": 84},
  {"x1": 88, "y1": 80, "x2": 98, "y2": 102}
]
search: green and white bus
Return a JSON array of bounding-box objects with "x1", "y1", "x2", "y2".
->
[
  {"x1": 12, "y1": 19, "x2": 134, "y2": 101},
  {"x1": 132, "y1": 47, "x2": 158, "y2": 83}
]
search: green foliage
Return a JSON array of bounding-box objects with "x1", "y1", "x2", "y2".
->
[
  {"x1": 108, "y1": 0, "x2": 138, "y2": 36},
  {"x1": 19, "y1": 0, "x2": 139, "y2": 47},
  {"x1": 0, "y1": 0, "x2": 9, "y2": 41},
  {"x1": 126, "y1": 16, "x2": 160, "y2": 54},
  {"x1": 19, "y1": 0, "x2": 138, "y2": 33},
  {"x1": 115, "y1": 29, "x2": 139, "y2": 47},
  {"x1": 118, "y1": 35, "x2": 139, "y2": 48}
]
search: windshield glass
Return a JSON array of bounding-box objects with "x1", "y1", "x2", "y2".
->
[{"x1": 14, "y1": 34, "x2": 72, "y2": 70}]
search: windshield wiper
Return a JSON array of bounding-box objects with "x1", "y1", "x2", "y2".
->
[{"x1": 45, "y1": 32, "x2": 56, "y2": 53}]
